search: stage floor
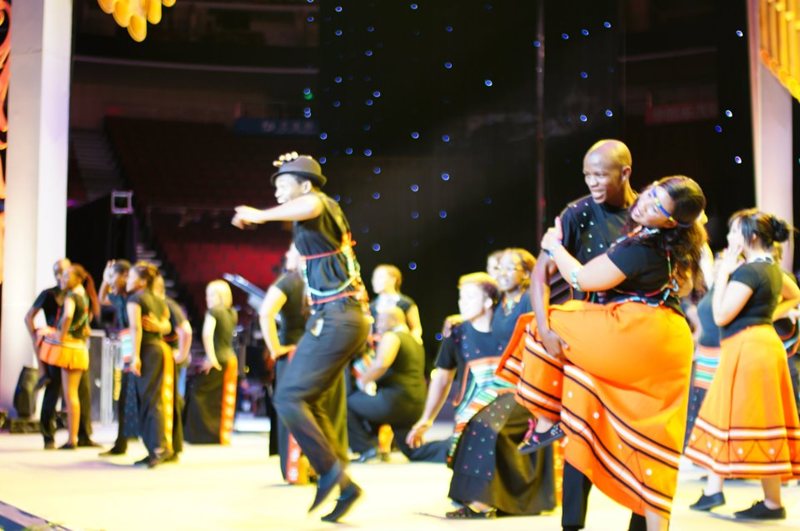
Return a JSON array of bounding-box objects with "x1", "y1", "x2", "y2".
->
[{"x1": 0, "y1": 422, "x2": 798, "y2": 530}]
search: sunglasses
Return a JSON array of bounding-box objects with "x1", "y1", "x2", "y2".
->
[{"x1": 648, "y1": 185, "x2": 676, "y2": 224}]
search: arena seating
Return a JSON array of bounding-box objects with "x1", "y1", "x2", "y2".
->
[{"x1": 105, "y1": 117, "x2": 305, "y2": 318}]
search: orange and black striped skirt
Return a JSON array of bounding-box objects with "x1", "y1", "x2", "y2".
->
[
  {"x1": 496, "y1": 300, "x2": 693, "y2": 518},
  {"x1": 685, "y1": 325, "x2": 800, "y2": 479}
]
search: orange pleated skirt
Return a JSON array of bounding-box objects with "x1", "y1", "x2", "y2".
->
[
  {"x1": 39, "y1": 336, "x2": 89, "y2": 371},
  {"x1": 685, "y1": 325, "x2": 800, "y2": 479},
  {"x1": 496, "y1": 300, "x2": 693, "y2": 518}
]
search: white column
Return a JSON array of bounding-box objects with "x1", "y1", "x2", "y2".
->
[
  {"x1": 0, "y1": 0, "x2": 73, "y2": 411},
  {"x1": 748, "y1": 0, "x2": 794, "y2": 269}
]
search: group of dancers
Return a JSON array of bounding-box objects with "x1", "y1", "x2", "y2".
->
[
  {"x1": 25, "y1": 140, "x2": 800, "y2": 529},
  {"x1": 234, "y1": 143, "x2": 800, "y2": 529},
  {"x1": 27, "y1": 257, "x2": 240, "y2": 467}
]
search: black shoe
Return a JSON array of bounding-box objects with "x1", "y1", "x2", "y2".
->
[
  {"x1": 351, "y1": 447, "x2": 379, "y2": 463},
  {"x1": 445, "y1": 505, "x2": 497, "y2": 519},
  {"x1": 734, "y1": 500, "x2": 786, "y2": 520},
  {"x1": 518, "y1": 422, "x2": 565, "y2": 455},
  {"x1": 77, "y1": 439, "x2": 102, "y2": 448},
  {"x1": 133, "y1": 455, "x2": 151, "y2": 466},
  {"x1": 58, "y1": 442, "x2": 76, "y2": 450},
  {"x1": 309, "y1": 462, "x2": 344, "y2": 512},
  {"x1": 43, "y1": 441, "x2": 55, "y2": 450},
  {"x1": 689, "y1": 491, "x2": 725, "y2": 511},
  {"x1": 99, "y1": 446, "x2": 127, "y2": 457},
  {"x1": 321, "y1": 483, "x2": 363, "y2": 523}
]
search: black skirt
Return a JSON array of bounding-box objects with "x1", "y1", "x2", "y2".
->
[{"x1": 448, "y1": 393, "x2": 556, "y2": 515}]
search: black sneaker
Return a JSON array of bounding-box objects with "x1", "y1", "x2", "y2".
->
[
  {"x1": 77, "y1": 439, "x2": 103, "y2": 448},
  {"x1": 99, "y1": 446, "x2": 127, "y2": 457},
  {"x1": 518, "y1": 422, "x2": 565, "y2": 455},
  {"x1": 689, "y1": 491, "x2": 725, "y2": 511},
  {"x1": 734, "y1": 500, "x2": 786, "y2": 520}
]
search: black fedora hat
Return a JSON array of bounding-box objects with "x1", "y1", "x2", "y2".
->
[{"x1": 270, "y1": 154, "x2": 327, "y2": 188}]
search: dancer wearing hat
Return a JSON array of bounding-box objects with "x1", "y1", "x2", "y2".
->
[{"x1": 233, "y1": 153, "x2": 371, "y2": 523}]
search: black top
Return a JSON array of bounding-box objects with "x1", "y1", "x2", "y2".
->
[
  {"x1": 164, "y1": 297, "x2": 188, "y2": 348},
  {"x1": 128, "y1": 289, "x2": 168, "y2": 345},
  {"x1": 274, "y1": 272, "x2": 308, "y2": 345},
  {"x1": 60, "y1": 291, "x2": 91, "y2": 340},
  {"x1": 605, "y1": 236, "x2": 682, "y2": 314},
  {"x1": 208, "y1": 305, "x2": 238, "y2": 365},
  {"x1": 369, "y1": 293, "x2": 415, "y2": 321},
  {"x1": 561, "y1": 195, "x2": 629, "y2": 264},
  {"x1": 293, "y1": 192, "x2": 362, "y2": 304},
  {"x1": 435, "y1": 321, "x2": 505, "y2": 376},
  {"x1": 696, "y1": 289, "x2": 720, "y2": 347},
  {"x1": 32, "y1": 286, "x2": 62, "y2": 327},
  {"x1": 377, "y1": 329, "x2": 426, "y2": 400},
  {"x1": 554, "y1": 194, "x2": 630, "y2": 303},
  {"x1": 721, "y1": 260, "x2": 782, "y2": 340},
  {"x1": 108, "y1": 292, "x2": 129, "y2": 329},
  {"x1": 491, "y1": 294, "x2": 532, "y2": 348}
]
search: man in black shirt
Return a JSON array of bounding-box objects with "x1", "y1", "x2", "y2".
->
[
  {"x1": 233, "y1": 153, "x2": 371, "y2": 523},
  {"x1": 529, "y1": 140, "x2": 643, "y2": 531}
]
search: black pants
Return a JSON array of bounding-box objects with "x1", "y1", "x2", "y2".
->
[
  {"x1": 347, "y1": 388, "x2": 423, "y2": 453},
  {"x1": 562, "y1": 463, "x2": 647, "y2": 531},
  {"x1": 135, "y1": 342, "x2": 169, "y2": 456},
  {"x1": 111, "y1": 370, "x2": 137, "y2": 451},
  {"x1": 274, "y1": 355, "x2": 347, "y2": 479},
  {"x1": 274, "y1": 301, "x2": 370, "y2": 475},
  {"x1": 40, "y1": 363, "x2": 93, "y2": 444}
]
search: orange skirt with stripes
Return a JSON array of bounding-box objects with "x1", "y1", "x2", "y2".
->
[
  {"x1": 685, "y1": 325, "x2": 800, "y2": 479},
  {"x1": 496, "y1": 300, "x2": 693, "y2": 518}
]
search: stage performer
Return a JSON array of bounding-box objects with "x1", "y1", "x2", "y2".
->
[
  {"x1": 38, "y1": 263, "x2": 99, "y2": 449},
  {"x1": 233, "y1": 152, "x2": 371, "y2": 523},
  {"x1": 685, "y1": 209, "x2": 800, "y2": 521},
  {"x1": 126, "y1": 261, "x2": 173, "y2": 468},
  {"x1": 185, "y1": 280, "x2": 239, "y2": 445},
  {"x1": 406, "y1": 273, "x2": 555, "y2": 519},
  {"x1": 514, "y1": 139, "x2": 643, "y2": 531}
]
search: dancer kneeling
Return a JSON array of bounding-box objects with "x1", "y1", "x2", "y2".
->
[
  {"x1": 500, "y1": 176, "x2": 706, "y2": 530},
  {"x1": 406, "y1": 273, "x2": 555, "y2": 519}
]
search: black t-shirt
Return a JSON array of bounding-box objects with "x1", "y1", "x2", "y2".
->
[
  {"x1": 128, "y1": 289, "x2": 168, "y2": 345},
  {"x1": 721, "y1": 261, "x2": 782, "y2": 340},
  {"x1": 491, "y1": 294, "x2": 532, "y2": 348},
  {"x1": 369, "y1": 293, "x2": 415, "y2": 321},
  {"x1": 164, "y1": 297, "x2": 188, "y2": 348},
  {"x1": 555, "y1": 195, "x2": 630, "y2": 302},
  {"x1": 32, "y1": 286, "x2": 62, "y2": 327},
  {"x1": 435, "y1": 321, "x2": 505, "y2": 377},
  {"x1": 208, "y1": 305, "x2": 238, "y2": 365},
  {"x1": 60, "y1": 291, "x2": 91, "y2": 340},
  {"x1": 108, "y1": 292, "x2": 130, "y2": 329},
  {"x1": 696, "y1": 289, "x2": 720, "y2": 347},
  {"x1": 605, "y1": 236, "x2": 683, "y2": 314},
  {"x1": 377, "y1": 329, "x2": 426, "y2": 400},
  {"x1": 293, "y1": 192, "x2": 363, "y2": 304},
  {"x1": 274, "y1": 272, "x2": 308, "y2": 345},
  {"x1": 561, "y1": 195, "x2": 630, "y2": 264}
]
